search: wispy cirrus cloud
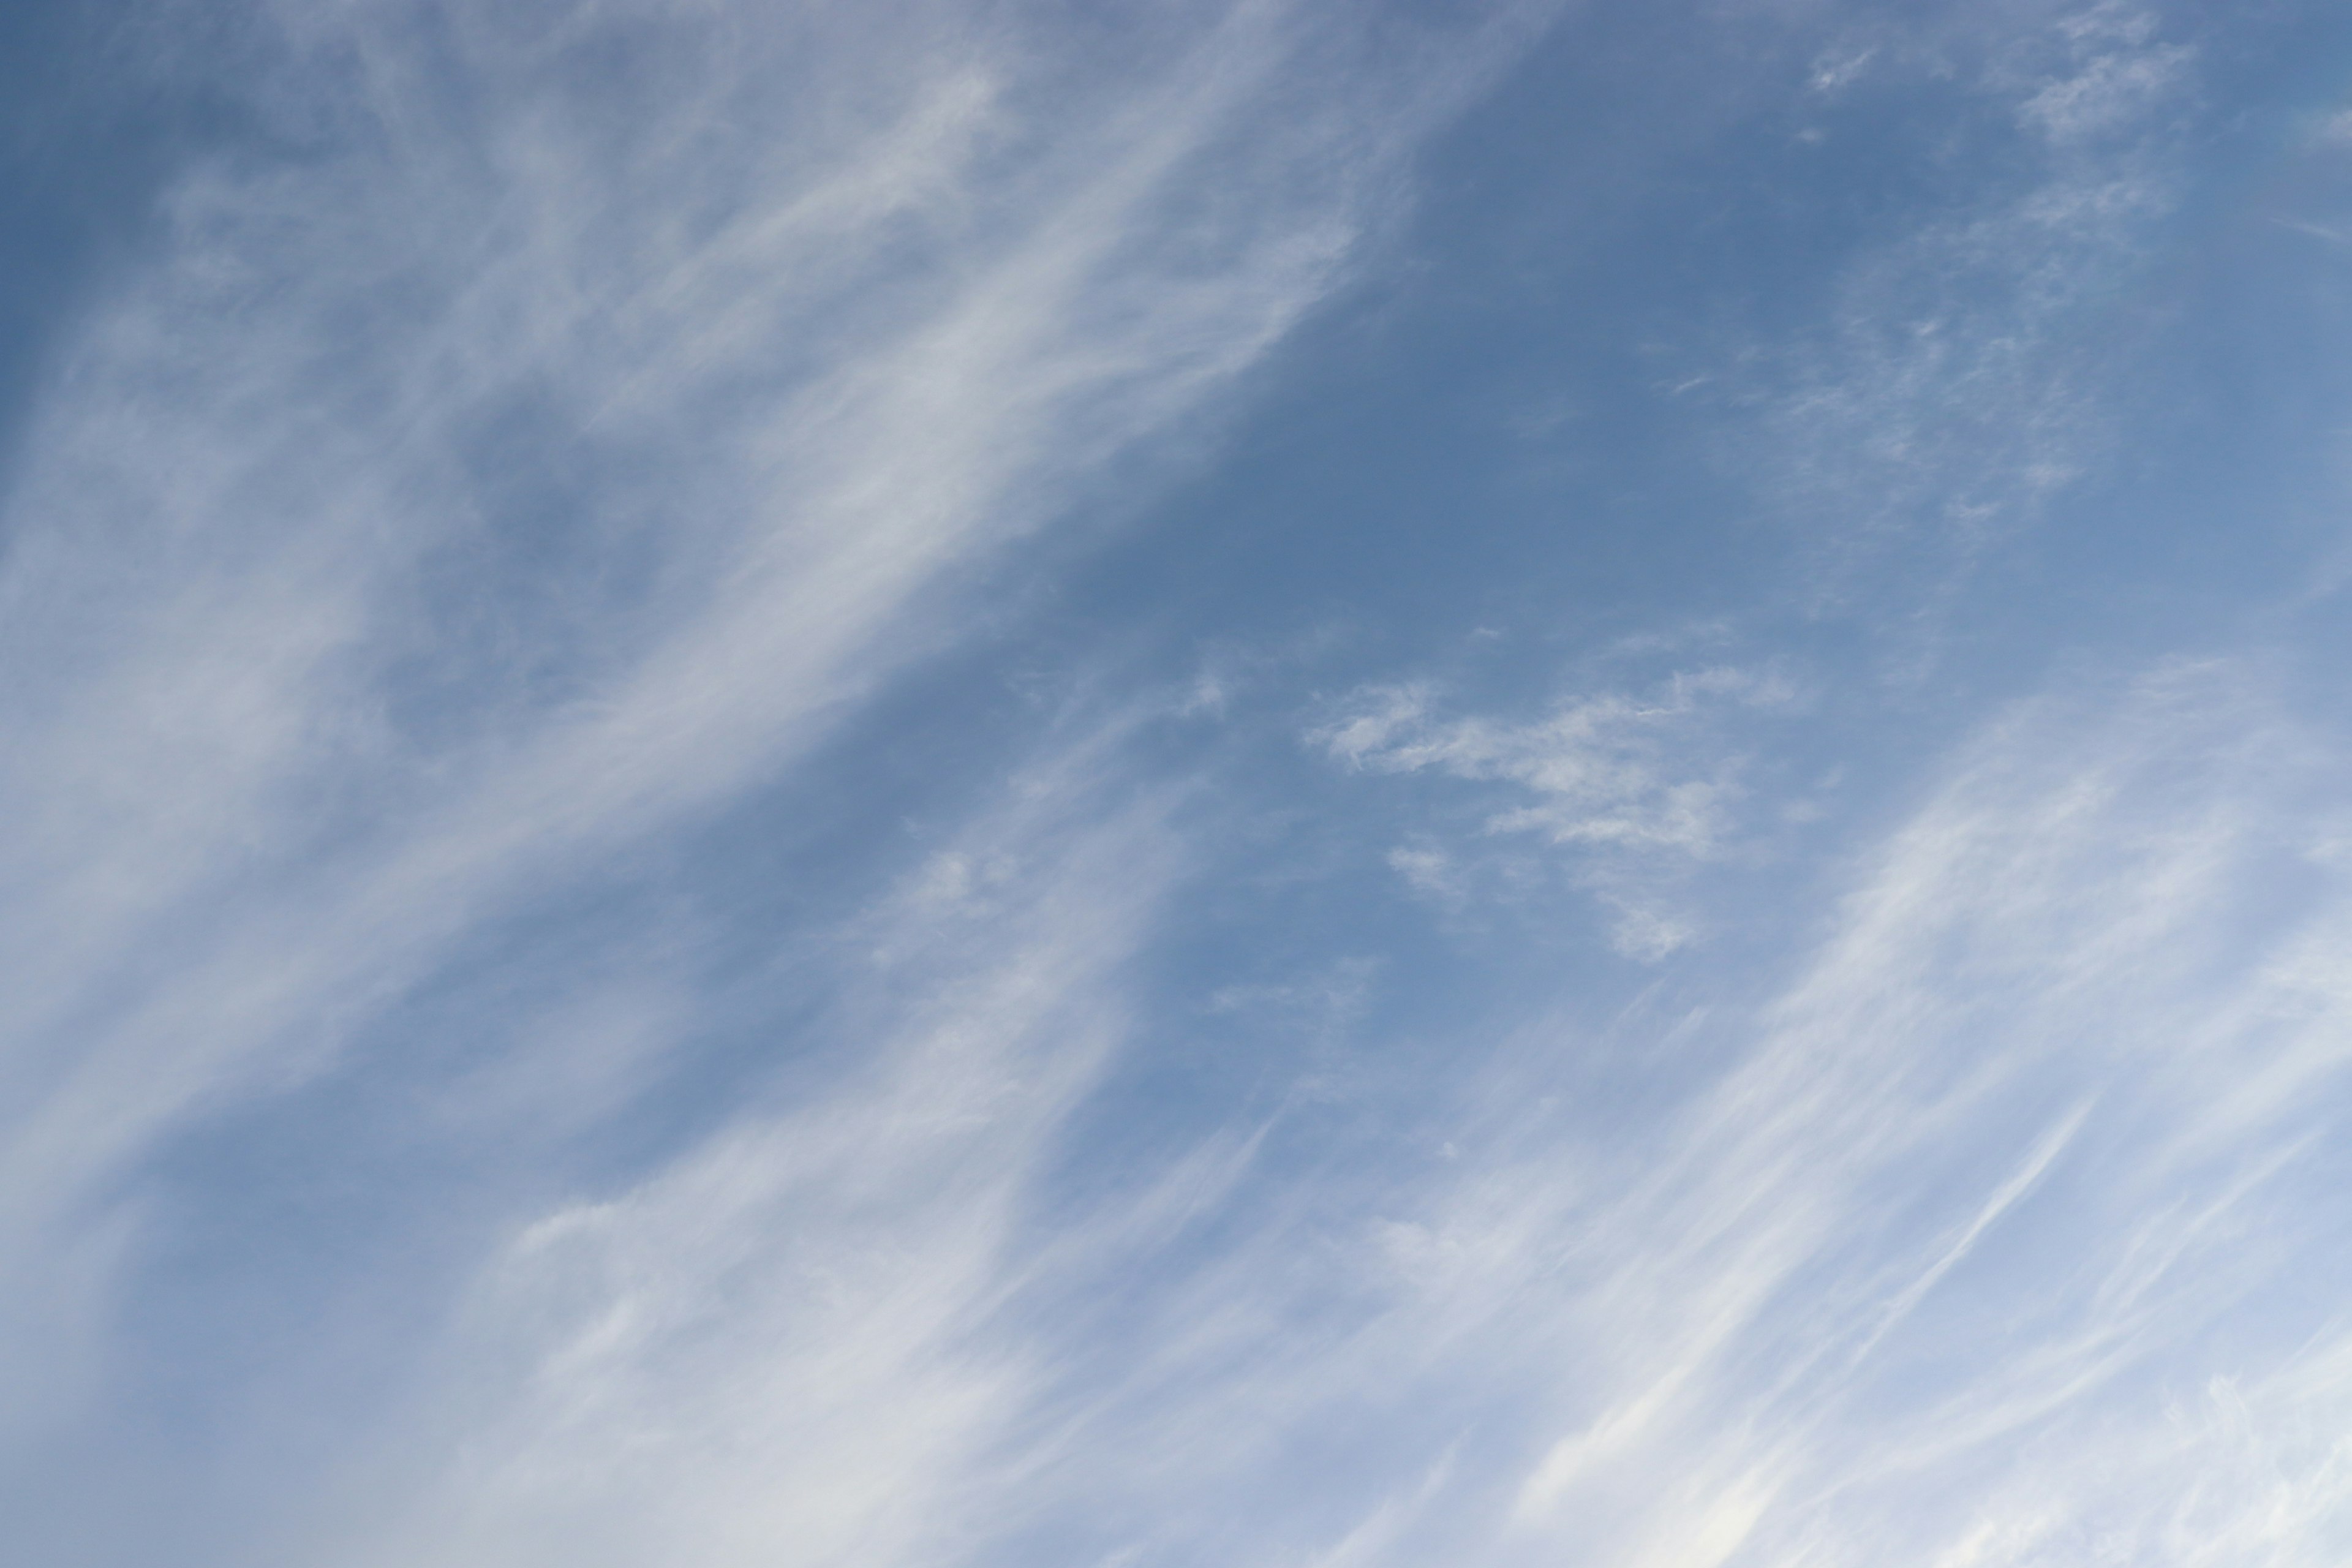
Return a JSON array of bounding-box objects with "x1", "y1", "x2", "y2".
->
[
  {"x1": 0, "y1": 0, "x2": 1549, "y2": 1484},
  {"x1": 981, "y1": 658, "x2": 2352, "y2": 1567},
  {"x1": 8, "y1": 2, "x2": 2348, "y2": 1564},
  {"x1": 299, "y1": 739, "x2": 1190, "y2": 1568},
  {"x1": 1315, "y1": 666, "x2": 1798, "y2": 954},
  {"x1": 1738, "y1": 2, "x2": 2200, "y2": 601}
]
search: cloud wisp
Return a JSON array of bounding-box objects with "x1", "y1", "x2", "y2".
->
[
  {"x1": 1739, "y1": 2, "x2": 2200, "y2": 608},
  {"x1": 1316, "y1": 666, "x2": 1798, "y2": 954}
]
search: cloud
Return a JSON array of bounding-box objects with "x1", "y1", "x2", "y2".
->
[
  {"x1": 4, "y1": 5, "x2": 2340, "y2": 1565},
  {"x1": 1724, "y1": 4, "x2": 2199, "y2": 608},
  {"x1": 1314, "y1": 666, "x2": 1796, "y2": 954},
  {"x1": 297, "y1": 741, "x2": 1188, "y2": 1568},
  {"x1": 0, "y1": 0, "x2": 1552, "y2": 1488},
  {"x1": 943, "y1": 658, "x2": 2352, "y2": 1567}
]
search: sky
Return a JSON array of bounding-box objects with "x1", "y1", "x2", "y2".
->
[{"x1": 4, "y1": 0, "x2": 2352, "y2": 1563}]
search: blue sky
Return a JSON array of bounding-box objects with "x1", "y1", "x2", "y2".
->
[{"x1": 6, "y1": 1, "x2": 2352, "y2": 1563}]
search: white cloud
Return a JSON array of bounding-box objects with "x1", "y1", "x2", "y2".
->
[
  {"x1": 1725, "y1": 4, "x2": 2198, "y2": 610},
  {"x1": 2, "y1": 5, "x2": 2337, "y2": 1565},
  {"x1": 952, "y1": 659, "x2": 2352, "y2": 1567},
  {"x1": 306, "y1": 750, "x2": 1186, "y2": 1568},
  {"x1": 1316, "y1": 666, "x2": 1796, "y2": 953},
  {"x1": 1316, "y1": 669, "x2": 1786, "y2": 854},
  {"x1": 0, "y1": 0, "x2": 1551, "y2": 1474}
]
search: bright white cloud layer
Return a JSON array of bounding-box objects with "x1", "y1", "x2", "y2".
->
[{"x1": 2, "y1": 1, "x2": 2350, "y2": 1564}]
